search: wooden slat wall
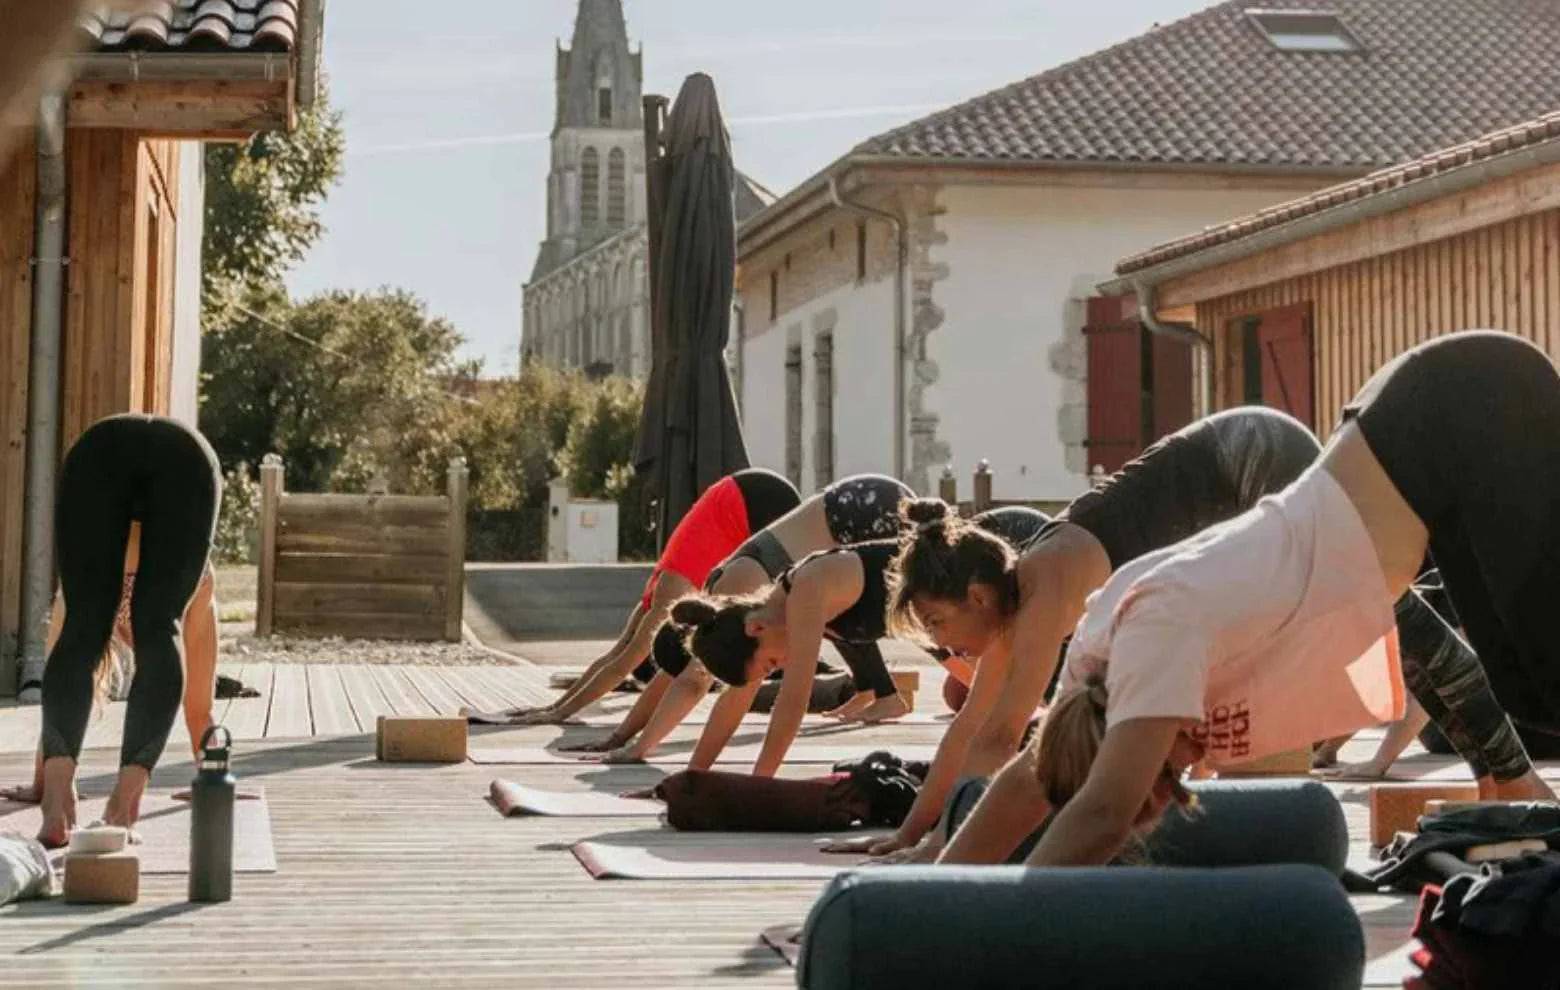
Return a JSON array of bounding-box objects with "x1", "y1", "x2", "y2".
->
[
  {"x1": 1198, "y1": 207, "x2": 1560, "y2": 437},
  {"x1": 0, "y1": 136, "x2": 36, "y2": 679},
  {"x1": 272, "y1": 493, "x2": 456, "y2": 642}
]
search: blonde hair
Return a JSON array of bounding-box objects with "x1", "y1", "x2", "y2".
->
[{"x1": 1033, "y1": 675, "x2": 1196, "y2": 813}]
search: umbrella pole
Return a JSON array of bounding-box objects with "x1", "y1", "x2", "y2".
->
[{"x1": 642, "y1": 94, "x2": 670, "y2": 553}]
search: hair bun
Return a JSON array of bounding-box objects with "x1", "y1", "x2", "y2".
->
[
  {"x1": 902, "y1": 498, "x2": 951, "y2": 529},
  {"x1": 670, "y1": 598, "x2": 719, "y2": 627}
]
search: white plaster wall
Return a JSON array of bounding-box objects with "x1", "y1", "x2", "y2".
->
[
  {"x1": 930, "y1": 181, "x2": 1321, "y2": 500},
  {"x1": 169, "y1": 141, "x2": 205, "y2": 429},
  {"x1": 740, "y1": 277, "x2": 895, "y2": 492}
]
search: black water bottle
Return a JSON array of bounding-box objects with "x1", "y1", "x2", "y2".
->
[{"x1": 189, "y1": 725, "x2": 235, "y2": 903}]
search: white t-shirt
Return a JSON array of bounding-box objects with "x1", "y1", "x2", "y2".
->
[{"x1": 1059, "y1": 466, "x2": 1405, "y2": 769}]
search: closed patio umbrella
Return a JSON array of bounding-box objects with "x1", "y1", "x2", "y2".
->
[{"x1": 633, "y1": 73, "x2": 749, "y2": 541}]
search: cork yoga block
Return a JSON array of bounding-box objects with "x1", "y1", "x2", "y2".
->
[
  {"x1": 1369, "y1": 783, "x2": 1480, "y2": 847},
  {"x1": 891, "y1": 671, "x2": 920, "y2": 694},
  {"x1": 377, "y1": 716, "x2": 468, "y2": 763},
  {"x1": 64, "y1": 851, "x2": 140, "y2": 905},
  {"x1": 1219, "y1": 748, "x2": 1314, "y2": 777}
]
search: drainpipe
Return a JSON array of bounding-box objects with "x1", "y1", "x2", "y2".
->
[
  {"x1": 17, "y1": 92, "x2": 67, "y2": 702},
  {"x1": 1131, "y1": 279, "x2": 1214, "y2": 418},
  {"x1": 828, "y1": 176, "x2": 906, "y2": 480}
]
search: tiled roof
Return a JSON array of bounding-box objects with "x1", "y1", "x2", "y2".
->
[
  {"x1": 80, "y1": 1, "x2": 298, "y2": 54},
  {"x1": 1117, "y1": 109, "x2": 1560, "y2": 274},
  {"x1": 854, "y1": 0, "x2": 1560, "y2": 172}
]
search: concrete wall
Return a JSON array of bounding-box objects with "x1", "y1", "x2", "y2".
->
[
  {"x1": 740, "y1": 175, "x2": 1324, "y2": 499},
  {"x1": 168, "y1": 141, "x2": 204, "y2": 428}
]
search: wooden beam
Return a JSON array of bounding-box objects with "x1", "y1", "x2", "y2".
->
[
  {"x1": 66, "y1": 79, "x2": 289, "y2": 134},
  {"x1": 1158, "y1": 159, "x2": 1560, "y2": 309}
]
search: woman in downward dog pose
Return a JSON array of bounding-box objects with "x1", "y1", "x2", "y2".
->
[
  {"x1": 558, "y1": 474, "x2": 917, "y2": 761},
  {"x1": 662, "y1": 508, "x2": 1050, "y2": 776},
  {"x1": 496, "y1": 469, "x2": 799, "y2": 727},
  {"x1": 948, "y1": 331, "x2": 1557, "y2": 868},
  {"x1": 853, "y1": 406, "x2": 1538, "y2": 862},
  {"x1": 1, "y1": 415, "x2": 222, "y2": 847}
]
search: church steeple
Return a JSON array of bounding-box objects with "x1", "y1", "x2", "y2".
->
[
  {"x1": 529, "y1": 0, "x2": 648, "y2": 283},
  {"x1": 554, "y1": 0, "x2": 643, "y2": 134}
]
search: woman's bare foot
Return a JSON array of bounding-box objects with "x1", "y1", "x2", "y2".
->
[
  {"x1": 1492, "y1": 770, "x2": 1557, "y2": 802},
  {"x1": 848, "y1": 694, "x2": 912, "y2": 724},
  {"x1": 0, "y1": 782, "x2": 41, "y2": 804},
  {"x1": 37, "y1": 757, "x2": 79, "y2": 849},
  {"x1": 101, "y1": 765, "x2": 151, "y2": 832}
]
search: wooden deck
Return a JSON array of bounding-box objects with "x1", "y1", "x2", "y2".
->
[{"x1": 0, "y1": 657, "x2": 1550, "y2": 987}]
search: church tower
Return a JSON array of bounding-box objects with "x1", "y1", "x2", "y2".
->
[{"x1": 530, "y1": 0, "x2": 645, "y2": 282}]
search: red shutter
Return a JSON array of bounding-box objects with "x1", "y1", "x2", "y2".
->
[
  {"x1": 1085, "y1": 295, "x2": 1143, "y2": 474},
  {"x1": 1255, "y1": 304, "x2": 1314, "y2": 429}
]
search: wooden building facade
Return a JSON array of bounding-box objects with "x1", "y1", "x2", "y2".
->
[
  {"x1": 1108, "y1": 111, "x2": 1560, "y2": 438},
  {"x1": 0, "y1": 1, "x2": 323, "y2": 692}
]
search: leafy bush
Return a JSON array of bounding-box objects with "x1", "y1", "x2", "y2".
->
[{"x1": 212, "y1": 463, "x2": 262, "y2": 564}]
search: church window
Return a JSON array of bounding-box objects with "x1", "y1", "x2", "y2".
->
[
  {"x1": 598, "y1": 87, "x2": 613, "y2": 125},
  {"x1": 607, "y1": 148, "x2": 626, "y2": 225},
  {"x1": 581, "y1": 147, "x2": 600, "y2": 226}
]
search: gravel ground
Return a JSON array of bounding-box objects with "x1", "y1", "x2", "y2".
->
[{"x1": 218, "y1": 624, "x2": 514, "y2": 667}]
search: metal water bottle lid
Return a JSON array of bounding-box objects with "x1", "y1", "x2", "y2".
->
[{"x1": 197, "y1": 725, "x2": 232, "y2": 773}]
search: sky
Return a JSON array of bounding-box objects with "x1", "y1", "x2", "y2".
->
[{"x1": 286, "y1": 0, "x2": 1212, "y2": 375}]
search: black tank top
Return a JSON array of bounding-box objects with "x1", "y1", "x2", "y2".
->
[
  {"x1": 732, "y1": 468, "x2": 802, "y2": 534},
  {"x1": 1053, "y1": 407, "x2": 1319, "y2": 568},
  {"x1": 780, "y1": 540, "x2": 897, "y2": 644}
]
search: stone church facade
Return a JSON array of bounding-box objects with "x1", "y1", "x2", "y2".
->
[{"x1": 522, "y1": 0, "x2": 770, "y2": 379}]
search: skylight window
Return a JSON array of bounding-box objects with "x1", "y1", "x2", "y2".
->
[{"x1": 1246, "y1": 9, "x2": 1361, "y2": 52}]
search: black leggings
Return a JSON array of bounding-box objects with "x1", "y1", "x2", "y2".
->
[
  {"x1": 41, "y1": 415, "x2": 221, "y2": 770},
  {"x1": 1349, "y1": 331, "x2": 1560, "y2": 734}
]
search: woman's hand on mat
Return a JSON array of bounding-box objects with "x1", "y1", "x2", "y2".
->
[
  {"x1": 507, "y1": 707, "x2": 568, "y2": 726},
  {"x1": 0, "y1": 782, "x2": 41, "y2": 804},
  {"x1": 618, "y1": 787, "x2": 656, "y2": 800},
  {"x1": 598, "y1": 746, "x2": 646, "y2": 765},
  {"x1": 556, "y1": 737, "x2": 620, "y2": 754},
  {"x1": 876, "y1": 838, "x2": 940, "y2": 865},
  {"x1": 1313, "y1": 759, "x2": 1392, "y2": 781},
  {"x1": 821, "y1": 831, "x2": 914, "y2": 857}
]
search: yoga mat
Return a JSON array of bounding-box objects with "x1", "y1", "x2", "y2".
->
[
  {"x1": 470, "y1": 743, "x2": 939, "y2": 766},
  {"x1": 572, "y1": 830, "x2": 882, "y2": 880},
  {"x1": 0, "y1": 790, "x2": 278, "y2": 874},
  {"x1": 488, "y1": 779, "x2": 661, "y2": 818},
  {"x1": 761, "y1": 924, "x2": 803, "y2": 967}
]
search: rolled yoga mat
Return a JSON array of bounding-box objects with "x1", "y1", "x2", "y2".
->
[
  {"x1": 796, "y1": 864, "x2": 1363, "y2": 990},
  {"x1": 945, "y1": 777, "x2": 1349, "y2": 873}
]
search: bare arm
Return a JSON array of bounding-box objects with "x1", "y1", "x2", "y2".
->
[
  {"x1": 688, "y1": 678, "x2": 761, "y2": 770},
  {"x1": 751, "y1": 555, "x2": 859, "y2": 778},
  {"x1": 619, "y1": 663, "x2": 713, "y2": 760},
  {"x1": 543, "y1": 573, "x2": 693, "y2": 721},
  {"x1": 938, "y1": 740, "x2": 1051, "y2": 865},
  {"x1": 1317, "y1": 697, "x2": 1429, "y2": 779},
  {"x1": 964, "y1": 526, "x2": 1109, "y2": 774},
  {"x1": 1027, "y1": 717, "x2": 1182, "y2": 867},
  {"x1": 882, "y1": 632, "x2": 1015, "y2": 849},
  {"x1": 182, "y1": 565, "x2": 219, "y2": 756},
  {"x1": 607, "y1": 669, "x2": 672, "y2": 744}
]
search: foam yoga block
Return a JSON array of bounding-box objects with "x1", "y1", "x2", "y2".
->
[
  {"x1": 797, "y1": 864, "x2": 1363, "y2": 990},
  {"x1": 1369, "y1": 783, "x2": 1479, "y2": 847},
  {"x1": 64, "y1": 852, "x2": 140, "y2": 905},
  {"x1": 1218, "y1": 747, "x2": 1314, "y2": 776},
  {"x1": 945, "y1": 778, "x2": 1349, "y2": 874},
  {"x1": 376, "y1": 716, "x2": 467, "y2": 763}
]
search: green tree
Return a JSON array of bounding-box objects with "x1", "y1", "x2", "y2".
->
[
  {"x1": 198, "y1": 287, "x2": 474, "y2": 495},
  {"x1": 557, "y1": 376, "x2": 653, "y2": 559},
  {"x1": 201, "y1": 91, "x2": 345, "y2": 314}
]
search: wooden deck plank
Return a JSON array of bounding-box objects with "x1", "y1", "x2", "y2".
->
[
  {"x1": 337, "y1": 664, "x2": 395, "y2": 727},
  {"x1": 469, "y1": 664, "x2": 552, "y2": 709},
  {"x1": 434, "y1": 666, "x2": 512, "y2": 713},
  {"x1": 264, "y1": 664, "x2": 312, "y2": 739},
  {"x1": 400, "y1": 665, "x2": 468, "y2": 716},
  {"x1": 222, "y1": 663, "x2": 274, "y2": 741},
  {"x1": 306, "y1": 664, "x2": 359, "y2": 736},
  {"x1": 367, "y1": 665, "x2": 438, "y2": 717}
]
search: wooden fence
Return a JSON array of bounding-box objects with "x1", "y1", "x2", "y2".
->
[
  {"x1": 938, "y1": 462, "x2": 1072, "y2": 519},
  {"x1": 256, "y1": 456, "x2": 468, "y2": 642}
]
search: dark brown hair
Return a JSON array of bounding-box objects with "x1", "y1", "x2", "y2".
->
[
  {"x1": 669, "y1": 595, "x2": 766, "y2": 686},
  {"x1": 887, "y1": 499, "x2": 1019, "y2": 640}
]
